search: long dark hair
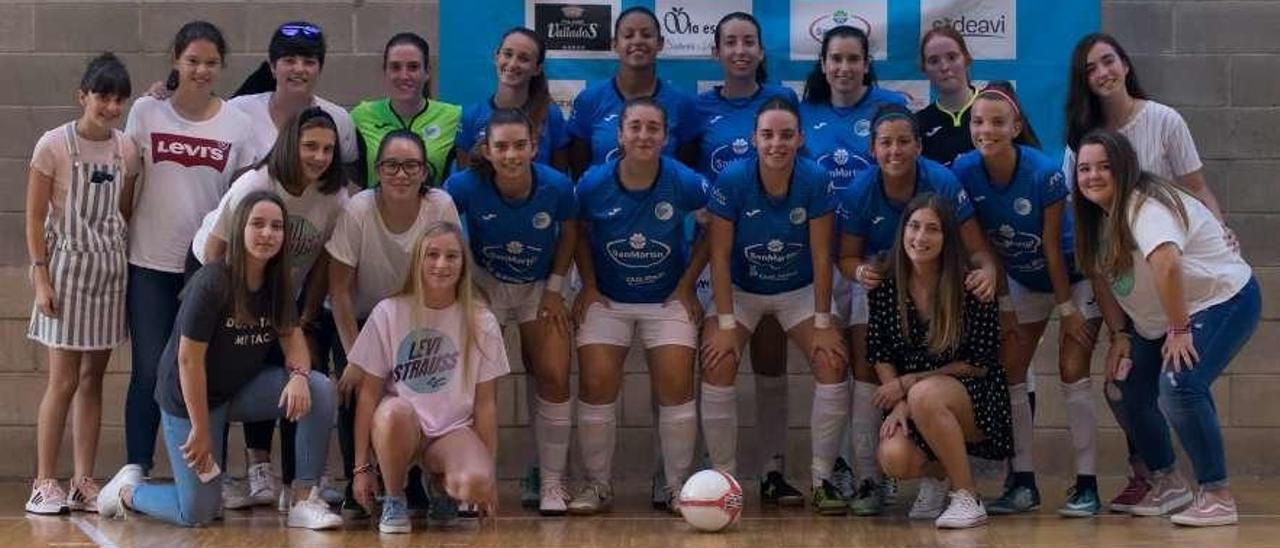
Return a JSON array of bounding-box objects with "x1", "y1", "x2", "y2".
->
[
  {"x1": 81, "y1": 53, "x2": 131, "y2": 99},
  {"x1": 496, "y1": 28, "x2": 550, "y2": 143},
  {"x1": 384, "y1": 32, "x2": 432, "y2": 99},
  {"x1": 803, "y1": 26, "x2": 877, "y2": 104},
  {"x1": 1071, "y1": 130, "x2": 1188, "y2": 281},
  {"x1": 886, "y1": 194, "x2": 968, "y2": 354},
  {"x1": 713, "y1": 12, "x2": 767, "y2": 84},
  {"x1": 468, "y1": 108, "x2": 534, "y2": 182},
  {"x1": 259, "y1": 107, "x2": 344, "y2": 195},
  {"x1": 973, "y1": 81, "x2": 1041, "y2": 149},
  {"x1": 234, "y1": 21, "x2": 326, "y2": 97},
  {"x1": 1065, "y1": 33, "x2": 1148, "y2": 151},
  {"x1": 224, "y1": 190, "x2": 296, "y2": 329},
  {"x1": 165, "y1": 21, "x2": 227, "y2": 92}
]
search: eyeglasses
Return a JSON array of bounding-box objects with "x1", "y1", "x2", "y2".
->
[
  {"x1": 278, "y1": 24, "x2": 322, "y2": 39},
  {"x1": 377, "y1": 159, "x2": 426, "y2": 177}
]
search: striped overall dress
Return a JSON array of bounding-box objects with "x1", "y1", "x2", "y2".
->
[{"x1": 28, "y1": 123, "x2": 129, "y2": 350}]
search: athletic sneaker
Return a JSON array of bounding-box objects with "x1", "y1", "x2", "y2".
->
[
  {"x1": 987, "y1": 484, "x2": 1040, "y2": 515},
  {"x1": 1058, "y1": 486, "x2": 1102, "y2": 517},
  {"x1": 1130, "y1": 471, "x2": 1193, "y2": 516},
  {"x1": 568, "y1": 483, "x2": 613, "y2": 516},
  {"x1": 831, "y1": 457, "x2": 856, "y2": 500},
  {"x1": 651, "y1": 468, "x2": 669, "y2": 509},
  {"x1": 67, "y1": 477, "x2": 101, "y2": 513},
  {"x1": 341, "y1": 483, "x2": 370, "y2": 520},
  {"x1": 909, "y1": 477, "x2": 949, "y2": 519},
  {"x1": 97, "y1": 465, "x2": 144, "y2": 519},
  {"x1": 25, "y1": 479, "x2": 68, "y2": 515},
  {"x1": 286, "y1": 490, "x2": 343, "y2": 530},
  {"x1": 1109, "y1": 475, "x2": 1151, "y2": 514},
  {"x1": 458, "y1": 502, "x2": 479, "y2": 519},
  {"x1": 520, "y1": 465, "x2": 541, "y2": 509},
  {"x1": 225, "y1": 462, "x2": 278, "y2": 509},
  {"x1": 936, "y1": 490, "x2": 988, "y2": 529},
  {"x1": 812, "y1": 480, "x2": 848, "y2": 516},
  {"x1": 849, "y1": 478, "x2": 885, "y2": 516},
  {"x1": 426, "y1": 479, "x2": 461, "y2": 527},
  {"x1": 664, "y1": 486, "x2": 683, "y2": 516},
  {"x1": 379, "y1": 495, "x2": 411, "y2": 534},
  {"x1": 1170, "y1": 489, "x2": 1238, "y2": 527},
  {"x1": 540, "y1": 482, "x2": 571, "y2": 516},
  {"x1": 760, "y1": 471, "x2": 804, "y2": 506}
]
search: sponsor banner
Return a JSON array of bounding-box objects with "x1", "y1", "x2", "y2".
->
[
  {"x1": 920, "y1": 0, "x2": 1016, "y2": 60},
  {"x1": 789, "y1": 1, "x2": 888, "y2": 61},
  {"x1": 657, "y1": 0, "x2": 752, "y2": 58},
  {"x1": 549, "y1": 79, "x2": 587, "y2": 117},
  {"x1": 527, "y1": 0, "x2": 620, "y2": 59}
]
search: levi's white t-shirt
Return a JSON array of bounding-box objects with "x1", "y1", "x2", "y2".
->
[{"x1": 227, "y1": 92, "x2": 359, "y2": 165}]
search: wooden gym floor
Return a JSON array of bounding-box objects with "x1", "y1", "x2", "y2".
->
[{"x1": 7, "y1": 477, "x2": 1278, "y2": 547}]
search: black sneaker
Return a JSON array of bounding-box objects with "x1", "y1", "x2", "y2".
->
[
  {"x1": 340, "y1": 483, "x2": 370, "y2": 520},
  {"x1": 760, "y1": 471, "x2": 805, "y2": 506},
  {"x1": 406, "y1": 466, "x2": 430, "y2": 517},
  {"x1": 831, "y1": 457, "x2": 856, "y2": 501},
  {"x1": 813, "y1": 480, "x2": 848, "y2": 516}
]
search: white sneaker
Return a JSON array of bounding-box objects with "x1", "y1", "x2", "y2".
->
[
  {"x1": 909, "y1": 477, "x2": 949, "y2": 520},
  {"x1": 67, "y1": 477, "x2": 101, "y2": 513},
  {"x1": 98, "y1": 465, "x2": 144, "y2": 519},
  {"x1": 25, "y1": 479, "x2": 68, "y2": 515},
  {"x1": 1131, "y1": 471, "x2": 1194, "y2": 517},
  {"x1": 539, "y1": 482, "x2": 571, "y2": 516},
  {"x1": 317, "y1": 476, "x2": 344, "y2": 506},
  {"x1": 225, "y1": 463, "x2": 278, "y2": 509},
  {"x1": 567, "y1": 483, "x2": 613, "y2": 516},
  {"x1": 287, "y1": 491, "x2": 343, "y2": 530},
  {"x1": 935, "y1": 489, "x2": 988, "y2": 529}
]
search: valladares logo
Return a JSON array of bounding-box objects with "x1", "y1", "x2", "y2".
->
[
  {"x1": 537, "y1": 3, "x2": 611, "y2": 52},
  {"x1": 392, "y1": 328, "x2": 459, "y2": 394},
  {"x1": 606, "y1": 232, "x2": 671, "y2": 268},
  {"x1": 810, "y1": 10, "x2": 872, "y2": 43},
  {"x1": 151, "y1": 133, "x2": 231, "y2": 171},
  {"x1": 931, "y1": 13, "x2": 1008, "y2": 39}
]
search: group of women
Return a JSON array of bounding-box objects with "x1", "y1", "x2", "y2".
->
[{"x1": 22, "y1": 5, "x2": 1256, "y2": 534}]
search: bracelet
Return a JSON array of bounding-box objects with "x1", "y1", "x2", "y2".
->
[
  {"x1": 813, "y1": 312, "x2": 832, "y2": 329},
  {"x1": 855, "y1": 264, "x2": 868, "y2": 283},
  {"x1": 287, "y1": 364, "x2": 309, "y2": 379},
  {"x1": 1055, "y1": 301, "x2": 1078, "y2": 318},
  {"x1": 545, "y1": 273, "x2": 565, "y2": 294},
  {"x1": 31, "y1": 259, "x2": 47, "y2": 267},
  {"x1": 352, "y1": 462, "x2": 377, "y2": 476},
  {"x1": 998, "y1": 296, "x2": 1014, "y2": 312},
  {"x1": 1168, "y1": 323, "x2": 1191, "y2": 336},
  {"x1": 717, "y1": 313, "x2": 736, "y2": 331}
]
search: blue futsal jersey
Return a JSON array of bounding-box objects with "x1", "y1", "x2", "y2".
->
[
  {"x1": 696, "y1": 84, "x2": 799, "y2": 179},
  {"x1": 567, "y1": 79, "x2": 701, "y2": 167},
  {"x1": 951, "y1": 145, "x2": 1078, "y2": 293},
  {"x1": 800, "y1": 86, "x2": 907, "y2": 194},
  {"x1": 838, "y1": 157, "x2": 975, "y2": 257},
  {"x1": 576, "y1": 157, "x2": 708, "y2": 304},
  {"x1": 708, "y1": 158, "x2": 835, "y2": 295},
  {"x1": 455, "y1": 98, "x2": 571, "y2": 166},
  {"x1": 444, "y1": 163, "x2": 576, "y2": 284}
]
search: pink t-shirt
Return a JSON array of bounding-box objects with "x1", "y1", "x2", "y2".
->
[
  {"x1": 348, "y1": 296, "x2": 509, "y2": 438},
  {"x1": 31, "y1": 125, "x2": 140, "y2": 222}
]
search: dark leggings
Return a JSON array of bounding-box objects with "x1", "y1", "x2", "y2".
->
[{"x1": 125, "y1": 265, "x2": 186, "y2": 471}]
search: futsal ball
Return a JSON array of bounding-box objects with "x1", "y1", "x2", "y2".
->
[{"x1": 678, "y1": 470, "x2": 744, "y2": 532}]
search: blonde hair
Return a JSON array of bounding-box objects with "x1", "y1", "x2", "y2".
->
[{"x1": 398, "y1": 221, "x2": 489, "y2": 385}]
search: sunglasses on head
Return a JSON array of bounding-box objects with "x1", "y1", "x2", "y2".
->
[{"x1": 278, "y1": 23, "x2": 322, "y2": 39}]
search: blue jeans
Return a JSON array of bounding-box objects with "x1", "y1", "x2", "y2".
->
[
  {"x1": 1121, "y1": 277, "x2": 1260, "y2": 488},
  {"x1": 131, "y1": 368, "x2": 336, "y2": 527},
  {"x1": 125, "y1": 265, "x2": 185, "y2": 471}
]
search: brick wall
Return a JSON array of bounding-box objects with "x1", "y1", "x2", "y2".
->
[{"x1": 0, "y1": 1, "x2": 1275, "y2": 481}]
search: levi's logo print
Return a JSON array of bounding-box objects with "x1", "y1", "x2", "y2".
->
[
  {"x1": 393, "y1": 328, "x2": 459, "y2": 394},
  {"x1": 151, "y1": 133, "x2": 232, "y2": 171}
]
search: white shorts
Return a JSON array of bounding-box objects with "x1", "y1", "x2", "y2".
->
[
  {"x1": 1008, "y1": 277, "x2": 1101, "y2": 324},
  {"x1": 835, "y1": 273, "x2": 870, "y2": 327},
  {"x1": 474, "y1": 269, "x2": 544, "y2": 326},
  {"x1": 708, "y1": 285, "x2": 816, "y2": 332},
  {"x1": 576, "y1": 299, "x2": 697, "y2": 349}
]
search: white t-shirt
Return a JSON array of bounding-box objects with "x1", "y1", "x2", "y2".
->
[
  {"x1": 325, "y1": 188, "x2": 460, "y2": 318},
  {"x1": 348, "y1": 296, "x2": 509, "y2": 438},
  {"x1": 1109, "y1": 191, "x2": 1252, "y2": 339},
  {"x1": 226, "y1": 92, "x2": 359, "y2": 165},
  {"x1": 125, "y1": 97, "x2": 257, "y2": 272},
  {"x1": 192, "y1": 167, "x2": 348, "y2": 292},
  {"x1": 1064, "y1": 100, "x2": 1203, "y2": 189}
]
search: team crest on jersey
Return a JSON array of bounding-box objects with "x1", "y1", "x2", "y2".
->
[
  {"x1": 506, "y1": 241, "x2": 525, "y2": 255},
  {"x1": 854, "y1": 119, "x2": 871, "y2": 137},
  {"x1": 732, "y1": 137, "x2": 750, "y2": 155},
  {"x1": 654, "y1": 201, "x2": 674, "y2": 221},
  {"x1": 423, "y1": 124, "x2": 442, "y2": 140},
  {"x1": 1014, "y1": 198, "x2": 1033, "y2": 216},
  {"x1": 532, "y1": 211, "x2": 552, "y2": 229},
  {"x1": 767, "y1": 239, "x2": 785, "y2": 253},
  {"x1": 833, "y1": 148, "x2": 850, "y2": 166},
  {"x1": 606, "y1": 233, "x2": 672, "y2": 268},
  {"x1": 790, "y1": 207, "x2": 806, "y2": 225}
]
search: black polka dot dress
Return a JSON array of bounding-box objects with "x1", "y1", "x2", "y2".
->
[{"x1": 866, "y1": 277, "x2": 1013, "y2": 461}]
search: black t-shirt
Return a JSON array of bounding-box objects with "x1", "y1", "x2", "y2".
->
[
  {"x1": 916, "y1": 101, "x2": 974, "y2": 168},
  {"x1": 155, "y1": 263, "x2": 280, "y2": 417}
]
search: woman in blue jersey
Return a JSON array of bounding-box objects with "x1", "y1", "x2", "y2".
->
[
  {"x1": 455, "y1": 28, "x2": 569, "y2": 173},
  {"x1": 700, "y1": 98, "x2": 848, "y2": 515},
  {"x1": 837, "y1": 104, "x2": 1000, "y2": 515},
  {"x1": 567, "y1": 6, "x2": 700, "y2": 175},
  {"x1": 569, "y1": 98, "x2": 705, "y2": 516},
  {"x1": 951, "y1": 84, "x2": 1104, "y2": 517},
  {"x1": 444, "y1": 109, "x2": 577, "y2": 516},
  {"x1": 694, "y1": 11, "x2": 804, "y2": 507}
]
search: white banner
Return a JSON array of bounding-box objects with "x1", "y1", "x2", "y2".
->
[
  {"x1": 789, "y1": 1, "x2": 889, "y2": 61},
  {"x1": 920, "y1": 0, "x2": 1017, "y2": 60},
  {"x1": 657, "y1": 0, "x2": 753, "y2": 59}
]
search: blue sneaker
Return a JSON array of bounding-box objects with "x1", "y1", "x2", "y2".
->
[
  {"x1": 426, "y1": 479, "x2": 460, "y2": 527},
  {"x1": 1058, "y1": 487, "x2": 1102, "y2": 518},
  {"x1": 379, "y1": 495, "x2": 410, "y2": 534},
  {"x1": 988, "y1": 484, "x2": 1041, "y2": 515}
]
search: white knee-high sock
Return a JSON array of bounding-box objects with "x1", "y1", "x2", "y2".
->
[
  {"x1": 1062, "y1": 378, "x2": 1098, "y2": 476},
  {"x1": 659, "y1": 400, "x2": 699, "y2": 491},
  {"x1": 850, "y1": 380, "x2": 881, "y2": 481},
  {"x1": 525, "y1": 376, "x2": 540, "y2": 465},
  {"x1": 535, "y1": 397, "x2": 572, "y2": 484},
  {"x1": 755, "y1": 374, "x2": 788, "y2": 474},
  {"x1": 1009, "y1": 383, "x2": 1035, "y2": 473},
  {"x1": 811, "y1": 381, "x2": 851, "y2": 488},
  {"x1": 699, "y1": 383, "x2": 738, "y2": 475},
  {"x1": 577, "y1": 401, "x2": 617, "y2": 486}
]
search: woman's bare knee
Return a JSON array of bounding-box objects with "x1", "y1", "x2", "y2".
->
[
  {"x1": 878, "y1": 435, "x2": 922, "y2": 479},
  {"x1": 447, "y1": 467, "x2": 495, "y2": 502}
]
